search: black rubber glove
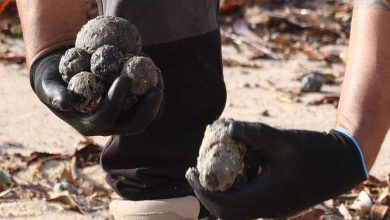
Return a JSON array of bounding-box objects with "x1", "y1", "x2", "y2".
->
[
  {"x1": 186, "y1": 121, "x2": 368, "y2": 219},
  {"x1": 31, "y1": 49, "x2": 163, "y2": 136}
]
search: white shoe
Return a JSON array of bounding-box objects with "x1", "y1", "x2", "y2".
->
[{"x1": 109, "y1": 196, "x2": 201, "y2": 220}]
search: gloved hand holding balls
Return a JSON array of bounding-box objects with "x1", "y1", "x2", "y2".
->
[{"x1": 59, "y1": 16, "x2": 161, "y2": 114}]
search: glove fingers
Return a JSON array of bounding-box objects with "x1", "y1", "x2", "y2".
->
[
  {"x1": 114, "y1": 87, "x2": 163, "y2": 135},
  {"x1": 228, "y1": 121, "x2": 279, "y2": 152},
  {"x1": 36, "y1": 54, "x2": 74, "y2": 111},
  {"x1": 44, "y1": 81, "x2": 74, "y2": 111},
  {"x1": 186, "y1": 169, "x2": 253, "y2": 220},
  {"x1": 84, "y1": 76, "x2": 131, "y2": 130}
]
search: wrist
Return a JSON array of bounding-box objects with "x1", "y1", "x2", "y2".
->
[
  {"x1": 335, "y1": 115, "x2": 382, "y2": 170},
  {"x1": 333, "y1": 128, "x2": 369, "y2": 179}
]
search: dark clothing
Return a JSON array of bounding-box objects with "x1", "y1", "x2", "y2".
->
[
  {"x1": 97, "y1": 0, "x2": 219, "y2": 46},
  {"x1": 97, "y1": 0, "x2": 226, "y2": 205}
]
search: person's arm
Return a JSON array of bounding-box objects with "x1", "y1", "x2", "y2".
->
[
  {"x1": 337, "y1": 0, "x2": 390, "y2": 169},
  {"x1": 186, "y1": 2, "x2": 390, "y2": 219},
  {"x1": 16, "y1": 0, "x2": 87, "y2": 67}
]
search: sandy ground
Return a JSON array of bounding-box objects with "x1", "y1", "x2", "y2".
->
[{"x1": 0, "y1": 38, "x2": 390, "y2": 219}]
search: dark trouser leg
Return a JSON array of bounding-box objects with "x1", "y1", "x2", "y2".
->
[
  {"x1": 98, "y1": 0, "x2": 226, "y2": 216},
  {"x1": 102, "y1": 29, "x2": 226, "y2": 198}
]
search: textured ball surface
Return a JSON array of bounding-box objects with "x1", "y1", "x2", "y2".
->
[
  {"x1": 196, "y1": 118, "x2": 246, "y2": 192},
  {"x1": 67, "y1": 72, "x2": 105, "y2": 113},
  {"x1": 121, "y1": 56, "x2": 159, "y2": 95},
  {"x1": 75, "y1": 16, "x2": 142, "y2": 55},
  {"x1": 59, "y1": 48, "x2": 90, "y2": 83},
  {"x1": 91, "y1": 45, "x2": 123, "y2": 83}
]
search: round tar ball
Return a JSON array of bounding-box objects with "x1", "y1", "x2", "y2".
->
[
  {"x1": 121, "y1": 56, "x2": 159, "y2": 95},
  {"x1": 59, "y1": 48, "x2": 90, "y2": 83},
  {"x1": 67, "y1": 72, "x2": 105, "y2": 113},
  {"x1": 91, "y1": 45, "x2": 123, "y2": 83},
  {"x1": 196, "y1": 118, "x2": 246, "y2": 192},
  {"x1": 75, "y1": 16, "x2": 142, "y2": 55}
]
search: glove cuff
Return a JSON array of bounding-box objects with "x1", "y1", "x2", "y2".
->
[
  {"x1": 29, "y1": 46, "x2": 73, "y2": 91},
  {"x1": 334, "y1": 128, "x2": 369, "y2": 179}
]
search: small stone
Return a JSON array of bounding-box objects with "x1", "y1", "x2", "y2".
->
[
  {"x1": 301, "y1": 72, "x2": 324, "y2": 93},
  {"x1": 59, "y1": 48, "x2": 90, "y2": 83},
  {"x1": 75, "y1": 16, "x2": 142, "y2": 55},
  {"x1": 240, "y1": 82, "x2": 251, "y2": 88},
  {"x1": 91, "y1": 45, "x2": 123, "y2": 83},
  {"x1": 261, "y1": 110, "x2": 270, "y2": 117},
  {"x1": 67, "y1": 72, "x2": 105, "y2": 113},
  {"x1": 121, "y1": 56, "x2": 159, "y2": 95},
  {"x1": 196, "y1": 118, "x2": 246, "y2": 192},
  {"x1": 53, "y1": 181, "x2": 78, "y2": 195}
]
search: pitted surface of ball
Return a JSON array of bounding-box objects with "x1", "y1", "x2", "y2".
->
[
  {"x1": 59, "y1": 48, "x2": 90, "y2": 83},
  {"x1": 75, "y1": 16, "x2": 142, "y2": 54},
  {"x1": 121, "y1": 56, "x2": 159, "y2": 95},
  {"x1": 67, "y1": 72, "x2": 105, "y2": 113},
  {"x1": 196, "y1": 118, "x2": 246, "y2": 192},
  {"x1": 91, "y1": 45, "x2": 123, "y2": 83}
]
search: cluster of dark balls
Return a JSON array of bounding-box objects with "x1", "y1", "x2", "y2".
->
[{"x1": 59, "y1": 16, "x2": 159, "y2": 113}]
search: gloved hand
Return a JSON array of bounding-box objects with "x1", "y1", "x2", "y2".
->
[
  {"x1": 186, "y1": 121, "x2": 369, "y2": 220},
  {"x1": 31, "y1": 49, "x2": 164, "y2": 136}
]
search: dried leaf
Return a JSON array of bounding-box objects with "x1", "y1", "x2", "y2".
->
[
  {"x1": 0, "y1": 53, "x2": 25, "y2": 63},
  {"x1": 74, "y1": 143, "x2": 102, "y2": 168},
  {"x1": 371, "y1": 204, "x2": 390, "y2": 220},
  {"x1": 223, "y1": 57, "x2": 262, "y2": 68},
  {"x1": 47, "y1": 193, "x2": 84, "y2": 214},
  {"x1": 309, "y1": 95, "x2": 340, "y2": 106},
  {"x1": 338, "y1": 204, "x2": 352, "y2": 220},
  {"x1": 290, "y1": 208, "x2": 325, "y2": 220},
  {"x1": 349, "y1": 191, "x2": 372, "y2": 217},
  {"x1": 232, "y1": 19, "x2": 283, "y2": 60},
  {"x1": 0, "y1": 0, "x2": 15, "y2": 15},
  {"x1": 60, "y1": 167, "x2": 75, "y2": 185},
  {"x1": 366, "y1": 175, "x2": 389, "y2": 188},
  {"x1": 220, "y1": 0, "x2": 245, "y2": 14}
]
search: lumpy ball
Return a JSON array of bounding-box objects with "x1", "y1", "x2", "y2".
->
[
  {"x1": 91, "y1": 45, "x2": 123, "y2": 83},
  {"x1": 75, "y1": 16, "x2": 142, "y2": 55},
  {"x1": 59, "y1": 48, "x2": 90, "y2": 83},
  {"x1": 196, "y1": 118, "x2": 246, "y2": 192},
  {"x1": 67, "y1": 72, "x2": 105, "y2": 113},
  {"x1": 121, "y1": 56, "x2": 159, "y2": 95}
]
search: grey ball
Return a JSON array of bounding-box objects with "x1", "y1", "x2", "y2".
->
[
  {"x1": 196, "y1": 118, "x2": 247, "y2": 192},
  {"x1": 59, "y1": 48, "x2": 90, "y2": 83},
  {"x1": 121, "y1": 56, "x2": 159, "y2": 95},
  {"x1": 75, "y1": 16, "x2": 142, "y2": 55},
  {"x1": 91, "y1": 45, "x2": 123, "y2": 83},
  {"x1": 67, "y1": 72, "x2": 105, "y2": 113}
]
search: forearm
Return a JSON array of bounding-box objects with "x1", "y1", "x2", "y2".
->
[
  {"x1": 336, "y1": 1, "x2": 390, "y2": 169},
  {"x1": 16, "y1": 0, "x2": 87, "y2": 68}
]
